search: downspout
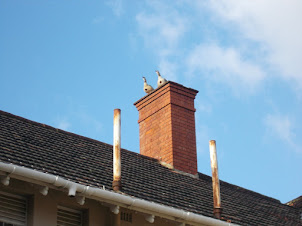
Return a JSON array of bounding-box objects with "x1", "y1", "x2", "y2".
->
[
  {"x1": 112, "y1": 109, "x2": 122, "y2": 191},
  {"x1": 0, "y1": 162, "x2": 234, "y2": 226},
  {"x1": 209, "y1": 140, "x2": 223, "y2": 219}
]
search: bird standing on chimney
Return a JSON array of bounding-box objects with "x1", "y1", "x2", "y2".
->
[
  {"x1": 156, "y1": 70, "x2": 167, "y2": 88},
  {"x1": 143, "y1": 77, "x2": 154, "y2": 94}
]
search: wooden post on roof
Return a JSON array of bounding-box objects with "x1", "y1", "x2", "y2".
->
[
  {"x1": 209, "y1": 140, "x2": 223, "y2": 219},
  {"x1": 112, "y1": 109, "x2": 122, "y2": 191}
]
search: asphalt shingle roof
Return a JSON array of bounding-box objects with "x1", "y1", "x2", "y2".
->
[{"x1": 0, "y1": 110, "x2": 301, "y2": 225}]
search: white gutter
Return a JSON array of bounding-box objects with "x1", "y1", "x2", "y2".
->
[{"x1": 0, "y1": 162, "x2": 234, "y2": 226}]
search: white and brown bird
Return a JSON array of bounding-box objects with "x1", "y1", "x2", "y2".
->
[
  {"x1": 155, "y1": 70, "x2": 167, "y2": 88},
  {"x1": 142, "y1": 77, "x2": 154, "y2": 94}
]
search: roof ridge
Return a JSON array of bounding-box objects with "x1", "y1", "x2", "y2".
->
[
  {"x1": 0, "y1": 109, "x2": 115, "y2": 148},
  {"x1": 0, "y1": 109, "x2": 156, "y2": 161}
]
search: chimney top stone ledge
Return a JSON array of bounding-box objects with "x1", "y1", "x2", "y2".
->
[{"x1": 134, "y1": 81, "x2": 198, "y2": 107}]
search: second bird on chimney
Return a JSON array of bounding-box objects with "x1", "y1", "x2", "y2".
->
[{"x1": 142, "y1": 71, "x2": 168, "y2": 95}]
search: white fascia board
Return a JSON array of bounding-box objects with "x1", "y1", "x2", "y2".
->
[{"x1": 0, "y1": 162, "x2": 235, "y2": 226}]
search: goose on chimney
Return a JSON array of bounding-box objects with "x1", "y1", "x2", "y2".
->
[
  {"x1": 143, "y1": 77, "x2": 154, "y2": 94},
  {"x1": 155, "y1": 70, "x2": 167, "y2": 88}
]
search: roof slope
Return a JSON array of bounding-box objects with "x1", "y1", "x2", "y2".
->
[{"x1": 0, "y1": 110, "x2": 301, "y2": 225}]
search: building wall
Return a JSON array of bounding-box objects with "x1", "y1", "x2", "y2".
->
[
  {"x1": 0, "y1": 178, "x2": 108, "y2": 225},
  {"x1": 0, "y1": 177, "x2": 193, "y2": 226}
]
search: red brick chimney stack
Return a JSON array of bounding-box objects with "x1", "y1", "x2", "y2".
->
[{"x1": 134, "y1": 81, "x2": 198, "y2": 175}]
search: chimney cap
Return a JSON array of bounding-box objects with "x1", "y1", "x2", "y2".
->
[{"x1": 134, "y1": 81, "x2": 198, "y2": 106}]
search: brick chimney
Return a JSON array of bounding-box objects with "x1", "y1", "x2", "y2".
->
[{"x1": 134, "y1": 81, "x2": 198, "y2": 175}]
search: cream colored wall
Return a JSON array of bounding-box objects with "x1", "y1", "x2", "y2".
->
[
  {"x1": 0, "y1": 177, "x2": 198, "y2": 226},
  {"x1": 0, "y1": 178, "x2": 110, "y2": 226}
]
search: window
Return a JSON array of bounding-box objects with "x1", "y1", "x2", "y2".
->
[
  {"x1": 121, "y1": 211, "x2": 132, "y2": 223},
  {"x1": 0, "y1": 223, "x2": 16, "y2": 226},
  {"x1": 0, "y1": 191, "x2": 27, "y2": 226},
  {"x1": 57, "y1": 206, "x2": 83, "y2": 226}
]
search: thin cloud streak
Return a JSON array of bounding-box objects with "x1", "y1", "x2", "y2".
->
[
  {"x1": 264, "y1": 114, "x2": 301, "y2": 153},
  {"x1": 92, "y1": 16, "x2": 104, "y2": 24},
  {"x1": 55, "y1": 119, "x2": 71, "y2": 131},
  {"x1": 136, "y1": 1, "x2": 189, "y2": 81},
  {"x1": 186, "y1": 43, "x2": 265, "y2": 94},
  {"x1": 107, "y1": 0, "x2": 124, "y2": 17},
  {"x1": 135, "y1": 4, "x2": 187, "y2": 50}
]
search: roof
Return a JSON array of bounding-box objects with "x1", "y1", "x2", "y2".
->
[
  {"x1": 287, "y1": 196, "x2": 302, "y2": 210},
  {"x1": 0, "y1": 110, "x2": 301, "y2": 225}
]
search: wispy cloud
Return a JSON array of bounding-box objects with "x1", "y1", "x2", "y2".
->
[
  {"x1": 136, "y1": 3, "x2": 187, "y2": 50},
  {"x1": 158, "y1": 60, "x2": 178, "y2": 81},
  {"x1": 55, "y1": 118, "x2": 71, "y2": 131},
  {"x1": 186, "y1": 43, "x2": 265, "y2": 94},
  {"x1": 107, "y1": 0, "x2": 124, "y2": 17},
  {"x1": 92, "y1": 16, "x2": 104, "y2": 24},
  {"x1": 136, "y1": 1, "x2": 189, "y2": 80},
  {"x1": 52, "y1": 96, "x2": 103, "y2": 139},
  {"x1": 196, "y1": 124, "x2": 210, "y2": 154},
  {"x1": 264, "y1": 113, "x2": 301, "y2": 153},
  {"x1": 78, "y1": 112, "x2": 103, "y2": 133},
  {"x1": 208, "y1": 0, "x2": 302, "y2": 88},
  {"x1": 196, "y1": 100, "x2": 212, "y2": 114},
  {"x1": 135, "y1": 0, "x2": 302, "y2": 95}
]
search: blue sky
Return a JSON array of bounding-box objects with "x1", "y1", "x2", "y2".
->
[{"x1": 1, "y1": 1, "x2": 301, "y2": 204}]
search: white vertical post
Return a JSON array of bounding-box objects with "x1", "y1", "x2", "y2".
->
[
  {"x1": 113, "y1": 109, "x2": 121, "y2": 191},
  {"x1": 209, "y1": 140, "x2": 222, "y2": 219}
]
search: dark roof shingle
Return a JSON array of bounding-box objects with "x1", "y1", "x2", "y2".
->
[{"x1": 0, "y1": 110, "x2": 301, "y2": 225}]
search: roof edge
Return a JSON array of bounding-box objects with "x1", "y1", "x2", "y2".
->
[
  {"x1": 0, "y1": 109, "x2": 113, "y2": 147},
  {"x1": 0, "y1": 162, "x2": 235, "y2": 226}
]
